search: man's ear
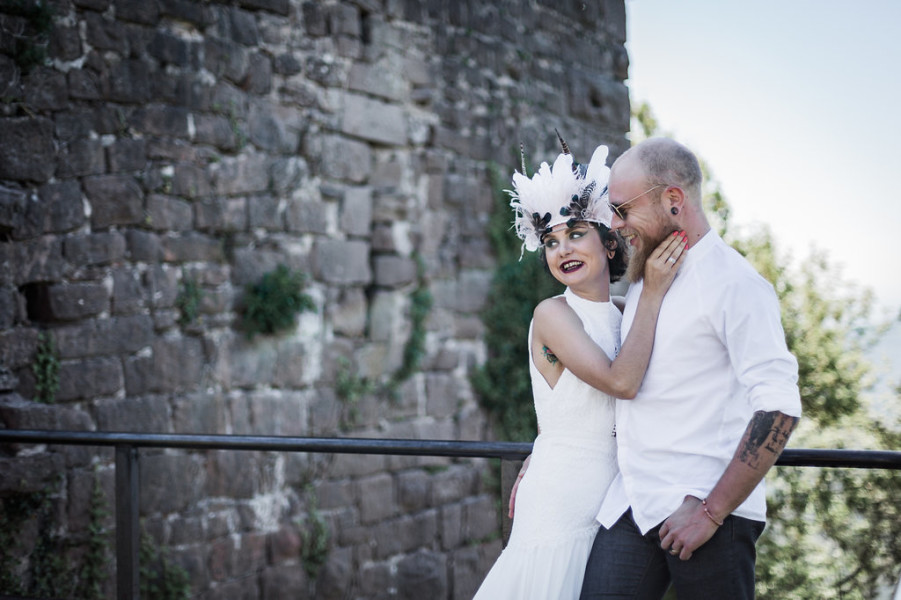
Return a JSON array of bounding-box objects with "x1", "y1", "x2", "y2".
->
[{"x1": 665, "y1": 185, "x2": 686, "y2": 214}]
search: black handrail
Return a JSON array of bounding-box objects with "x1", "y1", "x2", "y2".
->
[
  {"x1": 1, "y1": 429, "x2": 899, "y2": 600},
  {"x1": 1, "y1": 429, "x2": 898, "y2": 467}
]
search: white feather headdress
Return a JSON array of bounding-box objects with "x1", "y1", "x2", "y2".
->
[{"x1": 509, "y1": 137, "x2": 612, "y2": 256}]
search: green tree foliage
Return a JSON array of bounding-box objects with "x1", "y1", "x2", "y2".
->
[
  {"x1": 471, "y1": 163, "x2": 563, "y2": 441},
  {"x1": 634, "y1": 101, "x2": 901, "y2": 598}
]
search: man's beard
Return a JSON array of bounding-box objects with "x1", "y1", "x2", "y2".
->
[{"x1": 624, "y1": 227, "x2": 674, "y2": 284}]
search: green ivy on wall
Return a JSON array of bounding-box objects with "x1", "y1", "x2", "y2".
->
[
  {"x1": 1, "y1": 0, "x2": 54, "y2": 74},
  {"x1": 32, "y1": 331, "x2": 59, "y2": 404},
  {"x1": 471, "y1": 163, "x2": 564, "y2": 442}
]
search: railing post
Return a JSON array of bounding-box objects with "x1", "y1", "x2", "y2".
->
[{"x1": 116, "y1": 444, "x2": 140, "y2": 600}]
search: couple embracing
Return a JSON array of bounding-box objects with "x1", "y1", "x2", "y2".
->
[{"x1": 474, "y1": 137, "x2": 802, "y2": 599}]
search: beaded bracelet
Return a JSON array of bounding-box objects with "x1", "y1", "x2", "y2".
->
[{"x1": 702, "y1": 498, "x2": 724, "y2": 526}]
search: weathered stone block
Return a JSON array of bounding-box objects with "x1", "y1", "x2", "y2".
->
[
  {"x1": 426, "y1": 373, "x2": 459, "y2": 418},
  {"x1": 168, "y1": 516, "x2": 204, "y2": 546},
  {"x1": 44, "y1": 282, "x2": 109, "y2": 321},
  {"x1": 0, "y1": 184, "x2": 27, "y2": 235},
  {"x1": 0, "y1": 287, "x2": 20, "y2": 330},
  {"x1": 115, "y1": 0, "x2": 160, "y2": 24},
  {"x1": 38, "y1": 180, "x2": 87, "y2": 234},
  {"x1": 126, "y1": 229, "x2": 162, "y2": 262},
  {"x1": 206, "y1": 451, "x2": 257, "y2": 499},
  {"x1": 285, "y1": 198, "x2": 330, "y2": 234},
  {"x1": 461, "y1": 494, "x2": 499, "y2": 542},
  {"x1": 430, "y1": 464, "x2": 478, "y2": 506},
  {"x1": 111, "y1": 268, "x2": 145, "y2": 315},
  {"x1": 239, "y1": 52, "x2": 270, "y2": 94},
  {"x1": 209, "y1": 153, "x2": 270, "y2": 195},
  {"x1": 153, "y1": 332, "x2": 207, "y2": 390},
  {"x1": 172, "y1": 162, "x2": 211, "y2": 198},
  {"x1": 358, "y1": 472, "x2": 396, "y2": 524},
  {"x1": 84, "y1": 11, "x2": 127, "y2": 52},
  {"x1": 84, "y1": 175, "x2": 144, "y2": 228},
  {"x1": 67, "y1": 68, "x2": 102, "y2": 100},
  {"x1": 0, "y1": 453, "x2": 65, "y2": 494},
  {"x1": 140, "y1": 452, "x2": 204, "y2": 514},
  {"x1": 161, "y1": 232, "x2": 224, "y2": 262},
  {"x1": 57, "y1": 138, "x2": 105, "y2": 178},
  {"x1": 148, "y1": 29, "x2": 198, "y2": 67},
  {"x1": 440, "y1": 502, "x2": 463, "y2": 550},
  {"x1": 93, "y1": 395, "x2": 170, "y2": 432},
  {"x1": 373, "y1": 254, "x2": 417, "y2": 288},
  {"x1": 0, "y1": 394, "x2": 92, "y2": 431},
  {"x1": 396, "y1": 549, "x2": 448, "y2": 600},
  {"x1": 261, "y1": 563, "x2": 308, "y2": 599},
  {"x1": 0, "y1": 117, "x2": 56, "y2": 182},
  {"x1": 1, "y1": 237, "x2": 65, "y2": 286},
  {"x1": 23, "y1": 67, "x2": 68, "y2": 112},
  {"x1": 328, "y1": 287, "x2": 366, "y2": 337},
  {"x1": 339, "y1": 186, "x2": 372, "y2": 237},
  {"x1": 104, "y1": 58, "x2": 152, "y2": 103},
  {"x1": 146, "y1": 194, "x2": 194, "y2": 231},
  {"x1": 64, "y1": 231, "x2": 127, "y2": 266},
  {"x1": 397, "y1": 469, "x2": 430, "y2": 512},
  {"x1": 130, "y1": 105, "x2": 190, "y2": 138},
  {"x1": 270, "y1": 156, "x2": 309, "y2": 195},
  {"x1": 316, "y1": 134, "x2": 372, "y2": 183},
  {"x1": 313, "y1": 239, "x2": 371, "y2": 285},
  {"x1": 302, "y1": 1, "x2": 327, "y2": 36},
  {"x1": 170, "y1": 390, "x2": 227, "y2": 433},
  {"x1": 203, "y1": 37, "x2": 249, "y2": 83},
  {"x1": 248, "y1": 100, "x2": 297, "y2": 153},
  {"x1": 54, "y1": 315, "x2": 153, "y2": 359},
  {"x1": 192, "y1": 113, "x2": 239, "y2": 151},
  {"x1": 341, "y1": 93, "x2": 406, "y2": 146},
  {"x1": 195, "y1": 197, "x2": 247, "y2": 232},
  {"x1": 49, "y1": 23, "x2": 83, "y2": 61},
  {"x1": 348, "y1": 61, "x2": 405, "y2": 102},
  {"x1": 247, "y1": 194, "x2": 282, "y2": 230},
  {"x1": 451, "y1": 542, "x2": 501, "y2": 600},
  {"x1": 316, "y1": 479, "x2": 354, "y2": 510}
]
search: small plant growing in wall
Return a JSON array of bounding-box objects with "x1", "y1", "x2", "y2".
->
[
  {"x1": 335, "y1": 357, "x2": 374, "y2": 430},
  {"x1": 387, "y1": 254, "x2": 433, "y2": 392},
  {"x1": 32, "y1": 331, "x2": 59, "y2": 404},
  {"x1": 297, "y1": 484, "x2": 330, "y2": 580},
  {"x1": 241, "y1": 264, "x2": 316, "y2": 338},
  {"x1": 175, "y1": 276, "x2": 204, "y2": 327},
  {"x1": 0, "y1": 482, "x2": 69, "y2": 598},
  {"x1": 1, "y1": 0, "x2": 54, "y2": 74},
  {"x1": 76, "y1": 469, "x2": 111, "y2": 600},
  {"x1": 139, "y1": 530, "x2": 190, "y2": 600}
]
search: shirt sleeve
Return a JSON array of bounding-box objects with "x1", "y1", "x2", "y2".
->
[{"x1": 718, "y1": 270, "x2": 803, "y2": 418}]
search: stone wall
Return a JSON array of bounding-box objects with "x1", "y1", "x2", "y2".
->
[{"x1": 0, "y1": 0, "x2": 630, "y2": 597}]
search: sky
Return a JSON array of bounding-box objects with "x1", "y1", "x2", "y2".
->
[{"x1": 624, "y1": 1, "x2": 901, "y2": 319}]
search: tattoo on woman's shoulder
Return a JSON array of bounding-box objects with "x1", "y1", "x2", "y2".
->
[{"x1": 542, "y1": 345, "x2": 558, "y2": 365}]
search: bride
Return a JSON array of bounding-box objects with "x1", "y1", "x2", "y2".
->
[{"x1": 473, "y1": 139, "x2": 687, "y2": 599}]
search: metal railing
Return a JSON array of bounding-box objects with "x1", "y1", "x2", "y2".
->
[{"x1": 1, "y1": 429, "x2": 900, "y2": 600}]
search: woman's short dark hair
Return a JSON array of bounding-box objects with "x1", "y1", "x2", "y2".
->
[{"x1": 538, "y1": 222, "x2": 628, "y2": 283}]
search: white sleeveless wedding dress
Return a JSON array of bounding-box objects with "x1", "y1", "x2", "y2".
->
[{"x1": 474, "y1": 288, "x2": 621, "y2": 599}]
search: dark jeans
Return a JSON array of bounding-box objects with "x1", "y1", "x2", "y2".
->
[{"x1": 579, "y1": 509, "x2": 765, "y2": 600}]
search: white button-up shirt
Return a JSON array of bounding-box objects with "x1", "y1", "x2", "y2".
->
[{"x1": 597, "y1": 231, "x2": 802, "y2": 534}]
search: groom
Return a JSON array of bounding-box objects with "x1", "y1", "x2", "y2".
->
[{"x1": 580, "y1": 137, "x2": 802, "y2": 599}]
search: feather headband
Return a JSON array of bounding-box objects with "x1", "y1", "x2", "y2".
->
[{"x1": 509, "y1": 136, "x2": 613, "y2": 256}]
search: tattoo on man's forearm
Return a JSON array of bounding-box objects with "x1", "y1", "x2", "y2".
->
[{"x1": 739, "y1": 411, "x2": 799, "y2": 469}]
